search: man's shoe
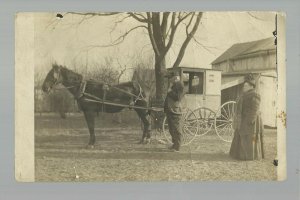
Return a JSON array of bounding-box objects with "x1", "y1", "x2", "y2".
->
[
  {"x1": 172, "y1": 149, "x2": 180, "y2": 152},
  {"x1": 171, "y1": 147, "x2": 180, "y2": 152}
]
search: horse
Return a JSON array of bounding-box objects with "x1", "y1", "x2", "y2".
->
[{"x1": 42, "y1": 63, "x2": 151, "y2": 148}]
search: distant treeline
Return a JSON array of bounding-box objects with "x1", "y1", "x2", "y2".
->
[{"x1": 34, "y1": 87, "x2": 79, "y2": 113}]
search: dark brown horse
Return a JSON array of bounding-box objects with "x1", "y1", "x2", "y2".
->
[{"x1": 42, "y1": 64, "x2": 151, "y2": 148}]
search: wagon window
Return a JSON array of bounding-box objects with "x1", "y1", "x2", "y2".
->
[{"x1": 183, "y1": 72, "x2": 204, "y2": 95}]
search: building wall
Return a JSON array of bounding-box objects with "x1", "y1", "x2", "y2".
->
[
  {"x1": 231, "y1": 52, "x2": 276, "y2": 72},
  {"x1": 212, "y1": 52, "x2": 276, "y2": 73},
  {"x1": 212, "y1": 62, "x2": 229, "y2": 72},
  {"x1": 257, "y1": 76, "x2": 277, "y2": 127}
]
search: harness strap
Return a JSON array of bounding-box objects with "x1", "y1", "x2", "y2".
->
[
  {"x1": 109, "y1": 85, "x2": 143, "y2": 100},
  {"x1": 82, "y1": 92, "x2": 163, "y2": 112},
  {"x1": 81, "y1": 80, "x2": 143, "y2": 101},
  {"x1": 76, "y1": 81, "x2": 87, "y2": 99},
  {"x1": 102, "y1": 84, "x2": 108, "y2": 112},
  {"x1": 134, "y1": 83, "x2": 145, "y2": 103}
]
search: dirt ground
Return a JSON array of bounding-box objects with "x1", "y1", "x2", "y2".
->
[{"x1": 35, "y1": 112, "x2": 277, "y2": 182}]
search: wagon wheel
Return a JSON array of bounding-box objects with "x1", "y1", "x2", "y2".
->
[
  {"x1": 214, "y1": 101, "x2": 236, "y2": 142},
  {"x1": 192, "y1": 107, "x2": 216, "y2": 136},
  {"x1": 162, "y1": 109, "x2": 199, "y2": 146}
]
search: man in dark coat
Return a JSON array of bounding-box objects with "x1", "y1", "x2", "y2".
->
[
  {"x1": 230, "y1": 74, "x2": 264, "y2": 160},
  {"x1": 164, "y1": 72, "x2": 187, "y2": 152}
]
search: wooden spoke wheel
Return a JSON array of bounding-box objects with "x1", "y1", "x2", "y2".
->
[
  {"x1": 192, "y1": 107, "x2": 216, "y2": 136},
  {"x1": 162, "y1": 109, "x2": 199, "y2": 146},
  {"x1": 214, "y1": 101, "x2": 236, "y2": 142}
]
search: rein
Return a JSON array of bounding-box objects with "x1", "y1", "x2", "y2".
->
[
  {"x1": 83, "y1": 92, "x2": 162, "y2": 112},
  {"x1": 53, "y1": 85, "x2": 79, "y2": 90}
]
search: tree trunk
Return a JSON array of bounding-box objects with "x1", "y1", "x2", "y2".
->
[
  {"x1": 154, "y1": 54, "x2": 166, "y2": 102},
  {"x1": 153, "y1": 54, "x2": 167, "y2": 129}
]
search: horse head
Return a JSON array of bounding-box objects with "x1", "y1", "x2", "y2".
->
[{"x1": 42, "y1": 63, "x2": 64, "y2": 93}]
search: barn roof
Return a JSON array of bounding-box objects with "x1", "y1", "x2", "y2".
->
[{"x1": 212, "y1": 37, "x2": 276, "y2": 65}]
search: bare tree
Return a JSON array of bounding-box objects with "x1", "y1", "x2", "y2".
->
[
  {"x1": 88, "y1": 57, "x2": 119, "y2": 84},
  {"x1": 53, "y1": 12, "x2": 203, "y2": 101},
  {"x1": 87, "y1": 56, "x2": 132, "y2": 85},
  {"x1": 131, "y1": 54, "x2": 156, "y2": 101},
  {"x1": 35, "y1": 71, "x2": 46, "y2": 87},
  {"x1": 34, "y1": 71, "x2": 46, "y2": 115}
]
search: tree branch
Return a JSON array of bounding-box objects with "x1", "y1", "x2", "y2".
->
[
  {"x1": 192, "y1": 37, "x2": 217, "y2": 55},
  {"x1": 146, "y1": 12, "x2": 160, "y2": 56},
  {"x1": 152, "y1": 12, "x2": 165, "y2": 50},
  {"x1": 247, "y1": 12, "x2": 268, "y2": 21},
  {"x1": 175, "y1": 12, "x2": 193, "y2": 27},
  {"x1": 97, "y1": 25, "x2": 147, "y2": 48},
  {"x1": 165, "y1": 12, "x2": 176, "y2": 41},
  {"x1": 185, "y1": 13, "x2": 195, "y2": 36},
  {"x1": 109, "y1": 14, "x2": 132, "y2": 35},
  {"x1": 65, "y1": 12, "x2": 121, "y2": 17},
  {"x1": 116, "y1": 14, "x2": 132, "y2": 24},
  {"x1": 128, "y1": 12, "x2": 149, "y2": 23},
  {"x1": 46, "y1": 12, "x2": 122, "y2": 30},
  {"x1": 163, "y1": 12, "x2": 177, "y2": 56},
  {"x1": 161, "y1": 12, "x2": 170, "y2": 40},
  {"x1": 71, "y1": 25, "x2": 147, "y2": 63},
  {"x1": 77, "y1": 15, "x2": 95, "y2": 26},
  {"x1": 173, "y1": 12, "x2": 203, "y2": 68},
  {"x1": 135, "y1": 13, "x2": 147, "y2": 20}
]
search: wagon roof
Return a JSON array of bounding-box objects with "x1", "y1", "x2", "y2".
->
[
  {"x1": 212, "y1": 37, "x2": 276, "y2": 65},
  {"x1": 168, "y1": 66, "x2": 222, "y2": 72}
]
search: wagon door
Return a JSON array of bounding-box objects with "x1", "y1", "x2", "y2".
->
[
  {"x1": 182, "y1": 71, "x2": 205, "y2": 111},
  {"x1": 204, "y1": 70, "x2": 221, "y2": 112}
]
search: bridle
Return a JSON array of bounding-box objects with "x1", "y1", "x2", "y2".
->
[{"x1": 53, "y1": 69, "x2": 82, "y2": 90}]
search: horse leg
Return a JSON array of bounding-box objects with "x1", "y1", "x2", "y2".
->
[
  {"x1": 136, "y1": 109, "x2": 151, "y2": 144},
  {"x1": 83, "y1": 110, "x2": 96, "y2": 149}
]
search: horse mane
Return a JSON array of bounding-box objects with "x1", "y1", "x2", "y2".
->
[{"x1": 52, "y1": 63, "x2": 83, "y2": 83}]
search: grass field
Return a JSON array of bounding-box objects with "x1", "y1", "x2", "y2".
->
[{"x1": 35, "y1": 112, "x2": 277, "y2": 182}]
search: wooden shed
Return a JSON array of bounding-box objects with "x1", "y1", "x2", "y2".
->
[{"x1": 211, "y1": 37, "x2": 277, "y2": 127}]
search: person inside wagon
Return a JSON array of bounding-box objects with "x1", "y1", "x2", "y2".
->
[
  {"x1": 164, "y1": 71, "x2": 187, "y2": 152},
  {"x1": 230, "y1": 73, "x2": 264, "y2": 160}
]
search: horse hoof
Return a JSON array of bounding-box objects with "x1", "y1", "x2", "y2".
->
[
  {"x1": 86, "y1": 145, "x2": 95, "y2": 149},
  {"x1": 144, "y1": 138, "x2": 151, "y2": 144},
  {"x1": 137, "y1": 140, "x2": 144, "y2": 144},
  {"x1": 138, "y1": 139, "x2": 150, "y2": 144}
]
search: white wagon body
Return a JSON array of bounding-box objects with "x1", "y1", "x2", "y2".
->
[
  {"x1": 163, "y1": 67, "x2": 236, "y2": 144},
  {"x1": 166, "y1": 67, "x2": 222, "y2": 113}
]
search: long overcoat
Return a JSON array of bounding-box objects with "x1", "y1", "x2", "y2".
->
[{"x1": 230, "y1": 89, "x2": 264, "y2": 160}]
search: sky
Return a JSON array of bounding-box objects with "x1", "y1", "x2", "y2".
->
[{"x1": 34, "y1": 12, "x2": 276, "y2": 81}]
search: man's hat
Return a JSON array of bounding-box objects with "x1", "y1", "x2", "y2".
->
[
  {"x1": 164, "y1": 70, "x2": 180, "y2": 78},
  {"x1": 244, "y1": 73, "x2": 256, "y2": 87}
]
